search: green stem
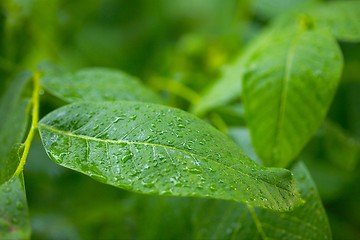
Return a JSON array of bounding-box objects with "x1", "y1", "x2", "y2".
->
[
  {"x1": 247, "y1": 205, "x2": 268, "y2": 240},
  {"x1": 13, "y1": 72, "x2": 41, "y2": 176}
]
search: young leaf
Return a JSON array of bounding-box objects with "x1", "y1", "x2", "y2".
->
[
  {"x1": 40, "y1": 67, "x2": 162, "y2": 104},
  {"x1": 0, "y1": 73, "x2": 32, "y2": 185},
  {"x1": 309, "y1": 1, "x2": 360, "y2": 42},
  {"x1": 38, "y1": 101, "x2": 302, "y2": 211},
  {"x1": 242, "y1": 26, "x2": 343, "y2": 167},
  {"x1": 0, "y1": 174, "x2": 31, "y2": 239}
]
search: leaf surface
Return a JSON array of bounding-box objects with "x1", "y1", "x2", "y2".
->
[
  {"x1": 242, "y1": 26, "x2": 343, "y2": 167},
  {"x1": 191, "y1": 161, "x2": 331, "y2": 240},
  {"x1": 38, "y1": 101, "x2": 302, "y2": 211},
  {"x1": 0, "y1": 173, "x2": 31, "y2": 239},
  {"x1": 41, "y1": 67, "x2": 162, "y2": 104},
  {"x1": 0, "y1": 73, "x2": 32, "y2": 185},
  {"x1": 309, "y1": 1, "x2": 360, "y2": 42}
]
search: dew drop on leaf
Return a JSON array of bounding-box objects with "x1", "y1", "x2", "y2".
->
[{"x1": 121, "y1": 154, "x2": 133, "y2": 163}]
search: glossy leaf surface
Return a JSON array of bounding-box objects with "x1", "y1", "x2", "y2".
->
[
  {"x1": 41, "y1": 67, "x2": 162, "y2": 104},
  {"x1": 242, "y1": 26, "x2": 343, "y2": 167},
  {"x1": 0, "y1": 73, "x2": 32, "y2": 185},
  {"x1": 38, "y1": 101, "x2": 302, "y2": 211},
  {"x1": 0, "y1": 173, "x2": 31, "y2": 239}
]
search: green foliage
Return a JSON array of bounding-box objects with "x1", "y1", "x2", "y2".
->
[
  {"x1": 1, "y1": 0, "x2": 360, "y2": 239},
  {"x1": 307, "y1": 1, "x2": 360, "y2": 42},
  {"x1": 41, "y1": 67, "x2": 162, "y2": 104},
  {"x1": 242, "y1": 25, "x2": 343, "y2": 167},
  {"x1": 0, "y1": 174, "x2": 31, "y2": 239},
  {"x1": 0, "y1": 74, "x2": 32, "y2": 185},
  {"x1": 38, "y1": 101, "x2": 301, "y2": 211}
]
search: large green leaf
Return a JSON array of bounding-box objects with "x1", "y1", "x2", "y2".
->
[
  {"x1": 309, "y1": 1, "x2": 360, "y2": 42},
  {"x1": 38, "y1": 101, "x2": 302, "y2": 211},
  {"x1": 0, "y1": 173, "x2": 31, "y2": 240},
  {"x1": 40, "y1": 67, "x2": 162, "y2": 104},
  {"x1": 242, "y1": 26, "x2": 343, "y2": 167},
  {"x1": 0, "y1": 73, "x2": 32, "y2": 185}
]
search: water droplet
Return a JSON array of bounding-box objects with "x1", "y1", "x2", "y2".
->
[
  {"x1": 142, "y1": 181, "x2": 155, "y2": 188},
  {"x1": 189, "y1": 167, "x2": 202, "y2": 174},
  {"x1": 230, "y1": 185, "x2": 237, "y2": 191},
  {"x1": 122, "y1": 154, "x2": 133, "y2": 163}
]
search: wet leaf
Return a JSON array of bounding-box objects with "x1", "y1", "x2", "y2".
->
[
  {"x1": 38, "y1": 101, "x2": 302, "y2": 211},
  {"x1": 191, "y1": 162, "x2": 331, "y2": 240},
  {"x1": 242, "y1": 26, "x2": 343, "y2": 167},
  {"x1": 41, "y1": 67, "x2": 162, "y2": 104},
  {"x1": 0, "y1": 173, "x2": 31, "y2": 240},
  {"x1": 0, "y1": 73, "x2": 32, "y2": 185}
]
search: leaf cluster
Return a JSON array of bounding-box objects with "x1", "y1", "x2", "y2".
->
[{"x1": 1, "y1": 0, "x2": 360, "y2": 239}]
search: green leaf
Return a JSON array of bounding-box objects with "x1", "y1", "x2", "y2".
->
[
  {"x1": 242, "y1": 26, "x2": 343, "y2": 167},
  {"x1": 191, "y1": 162, "x2": 331, "y2": 240},
  {"x1": 0, "y1": 73, "x2": 32, "y2": 185},
  {"x1": 190, "y1": 25, "x2": 285, "y2": 117},
  {"x1": 320, "y1": 121, "x2": 360, "y2": 171},
  {"x1": 0, "y1": 173, "x2": 31, "y2": 240},
  {"x1": 190, "y1": 57, "x2": 243, "y2": 116},
  {"x1": 251, "y1": 0, "x2": 317, "y2": 20},
  {"x1": 40, "y1": 67, "x2": 162, "y2": 104},
  {"x1": 38, "y1": 101, "x2": 302, "y2": 211},
  {"x1": 309, "y1": 1, "x2": 360, "y2": 42}
]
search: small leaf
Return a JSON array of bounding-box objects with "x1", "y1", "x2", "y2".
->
[
  {"x1": 38, "y1": 101, "x2": 302, "y2": 211},
  {"x1": 0, "y1": 173, "x2": 31, "y2": 239},
  {"x1": 0, "y1": 73, "x2": 32, "y2": 185},
  {"x1": 309, "y1": 1, "x2": 360, "y2": 42},
  {"x1": 242, "y1": 26, "x2": 343, "y2": 167},
  {"x1": 41, "y1": 67, "x2": 162, "y2": 104}
]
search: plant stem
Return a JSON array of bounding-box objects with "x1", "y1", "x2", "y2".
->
[{"x1": 13, "y1": 72, "x2": 41, "y2": 176}]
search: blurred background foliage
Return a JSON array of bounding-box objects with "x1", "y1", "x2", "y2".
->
[{"x1": 1, "y1": 0, "x2": 359, "y2": 239}]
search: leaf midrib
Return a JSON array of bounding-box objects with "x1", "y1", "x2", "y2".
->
[
  {"x1": 38, "y1": 124, "x2": 294, "y2": 194},
  {"x1": 272, "y1": 31, "x2": 302, "y2": 164}
]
